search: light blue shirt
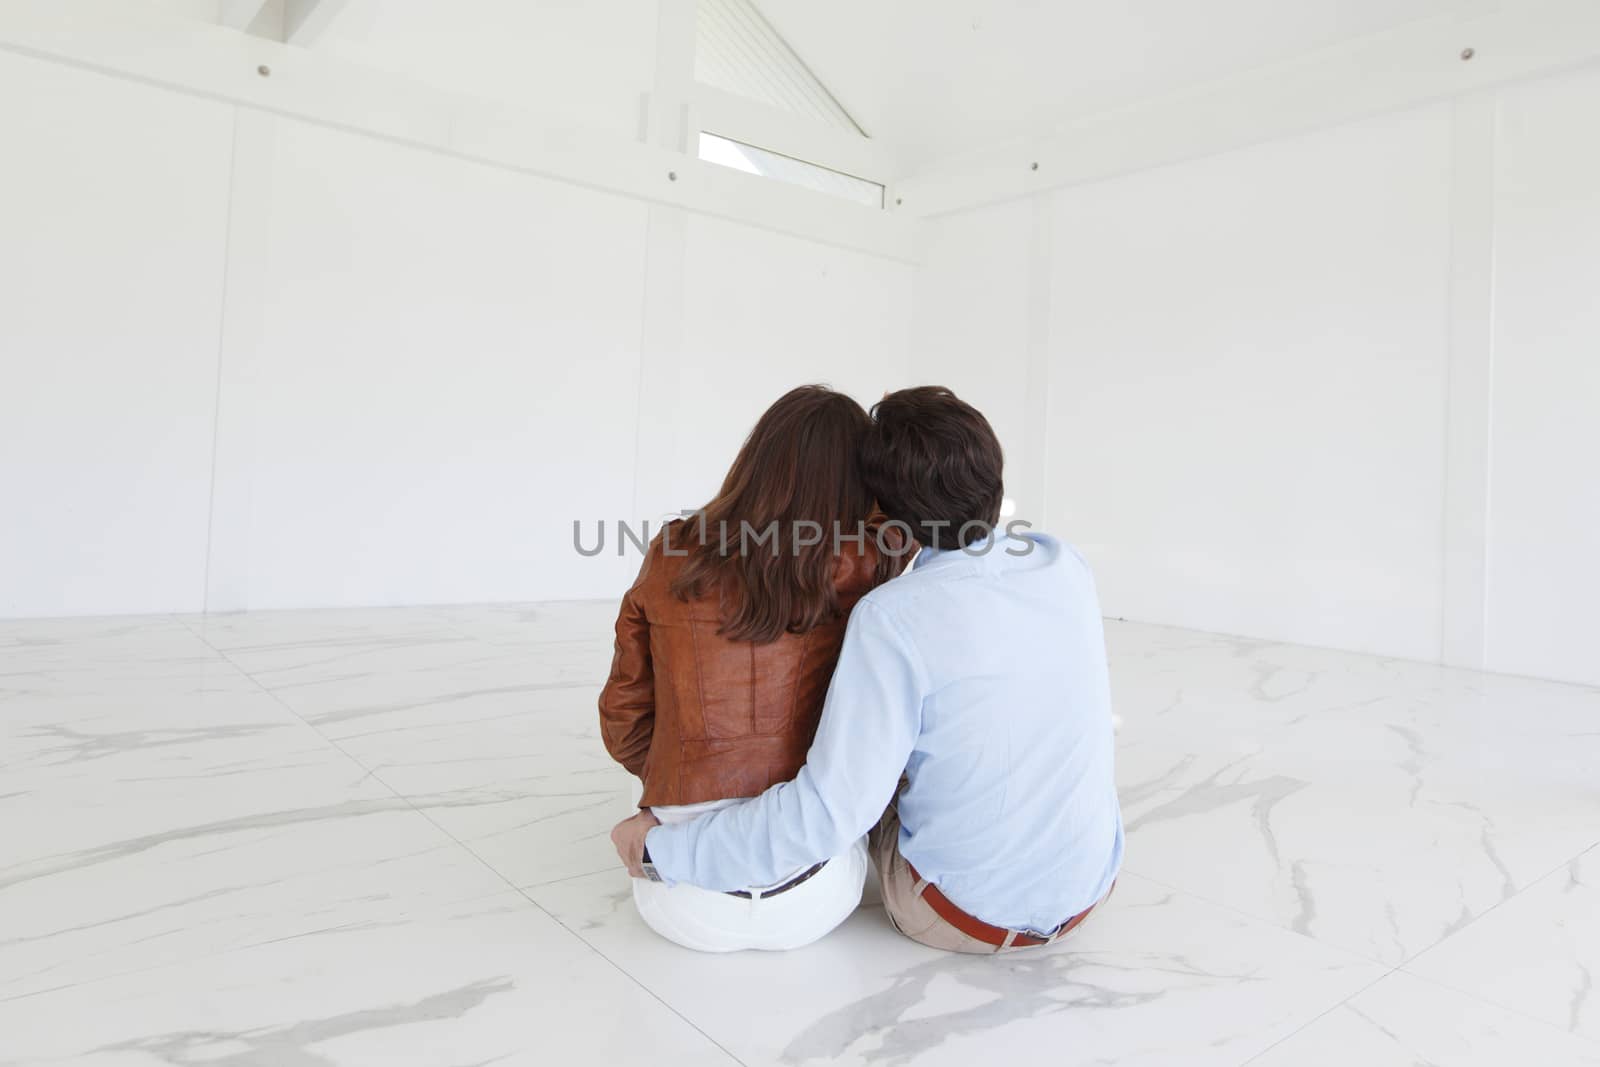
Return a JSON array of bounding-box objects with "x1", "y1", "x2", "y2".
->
[{"x1": 645, "y1": 531, "x2": 1124, "y2": 934}]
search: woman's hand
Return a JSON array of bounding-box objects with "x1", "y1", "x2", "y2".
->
[{"x1": 610, "y1": 810, "x2": 661, "y2": 877}]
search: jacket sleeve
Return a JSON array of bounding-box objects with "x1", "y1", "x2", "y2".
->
[{"x1": 598, "y1": 550, "x2": 656, "y2": 780}]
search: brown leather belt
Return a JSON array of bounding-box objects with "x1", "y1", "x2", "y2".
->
[
  {"x1": 725, "y1": 861, "x2": 827, "y2": 900},
  {"x1": 908, "y1": 862, "x2": 1104, "y2": 949}
]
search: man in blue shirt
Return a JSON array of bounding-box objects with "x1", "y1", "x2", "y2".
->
[{"x1": 611, "y1": 386, "x2": 1123, "y2": 953}]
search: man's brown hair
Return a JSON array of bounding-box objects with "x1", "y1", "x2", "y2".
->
[
  {"x1": 670, "y1": 385, "x2": 890, "y2": 643},
  {"x1": 859, "y1": 386, "x2": 1004, "y2": 550}
]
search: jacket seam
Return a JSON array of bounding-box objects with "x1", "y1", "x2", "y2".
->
[
  {"x1": 687, "y1": 615, "x2": 709, "y2": 748},
  {"x1": 788, "y1": 625, "x2": 815, "y2": 731},
  {"x1": 748, "y1": 638, "x2": 757, "y2": 736},
  {"x1": 679, "y1": 730, "x2": 809, "y2": 743}
]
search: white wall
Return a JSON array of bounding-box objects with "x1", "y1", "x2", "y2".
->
[
  {"x1": 0, "y1": 53, "x2": 232, "y2": 616},
  {"x1": 0, "y1": 48, "x2": 917, "y2": 617},
  {"x1": 1048, "y1": 107, "x2": 1453, "y2": 662},
  {"x1": 913, "y1": 106, "x2": 1456, "y2": 663},
  {"x1": 668, "y1": 214, "x2": 914, "y2": 512},
  {"x1": 5, "y1": 18, "x2": 1597, "y2": 689},
  {"x1": 309, "y1": 0, "x2": 659, "y2": 143},
  {"x1": 205, "y1": 113, "x2": 649, "y2": 610},
  {"x1": 908, "y1": 200, "x2": 1034, "y2": 506},
  {"x1": 911, "y1": 66, "x2": 1600, "y2": 687},
  {"x1": 1483, "y1": 66, "x2": 1600, "y2": 688}
]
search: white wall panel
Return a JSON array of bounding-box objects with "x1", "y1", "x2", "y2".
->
[
  {"x1": 206, "y1": 116, "x2": 648, "y2": 609},
  {"x1": 909, "y1": 200, "x2": 1035, "y2": 511},
  {"x1": 1046, "y1": 107, "x2": 1454, "y2": 660},
  {"x1": 1484, "y1": 67, "x2": 1600, "y2": 687},
  {"x1": 667, "y1": 215, "x2": 914, "y2": 513},
  {"x1": 0, "y1": 53, "x2": 232, "y2": 617}
]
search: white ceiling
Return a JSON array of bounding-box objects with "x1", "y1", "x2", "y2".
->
[
  {"x1": 755, "y1": 0, "x2": 1484, "y2": 169},
  {"x1": 141, "y1": 0, "x2": 1489, "y2": 176}
]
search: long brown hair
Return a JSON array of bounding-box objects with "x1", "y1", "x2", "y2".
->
[{"x1": 670, "y1": 385, "x2": 881, "y2": 643}]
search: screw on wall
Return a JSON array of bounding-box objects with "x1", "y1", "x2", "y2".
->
[
  {"x1": 667, "y1": 171, "x2": 678, "y2": 182},
  {"x1": 1030, "y1": 161, "x2": 1040, "y2": 171},
  {"x1": 257, "y1": 64, "x2": 271, "y2": 77},
  {"x1": 1460, "y1": 47, "x2": 1475, "y2": 61}
]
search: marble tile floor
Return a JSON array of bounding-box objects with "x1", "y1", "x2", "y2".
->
[{"x1": 1, "y1": 603, "x2": 1597, "y2": 1066}]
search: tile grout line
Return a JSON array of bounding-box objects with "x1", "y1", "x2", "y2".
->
[
  {"x1": 173, "y1": 616, "x2": 750, "y2": 1067},
  {"x1": 515, "y1": 863, "x2": 628, "y2": 892},
  {"x1": 1108, "y1": 870, "x2": 1412, "y2": 1062},
  {"x1": 1239, "y1": 958, "x2": 1600, "y2": 1066},
  {"x1": 495, "y1": 890, "x2": 745, "y2": 1067},
  {"x1": 1235, "y1": 964, "x2": 1401, "y2": 1066},
  {"x1": 125, "y1": 612, "x2": 1600, "y2": 1064},
  {"x1": 1124, "y1": 826, "x2": 1600, "y2": 976},
  {"x1": 1392, "y1": 843, "x2": 1600, "y2": 1047},
  {"x1": 0, "y1": 623, "x2": 482, "y2": 1009},
  {"x1": 1401, "y1": 841, "x2": 1600, "y2": 974},
  {"x1": 1135, "y1": 840, "x2": 1600, "y2": 1063},
  {"x1": 1392, "y1": 969, "x2": 1600, "y2": 1052},
  {"x1": 1118, "y1": 866, "x2": 1398, "y2": 970}
]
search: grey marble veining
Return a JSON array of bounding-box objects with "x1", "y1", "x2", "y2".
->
[
  {"x1": 1109, "y1": 623, "x2": 1600, "y2": 967},
  {"x1": 0, "y1": 891, "x2": 736, "y2": 1066},
  {"x1": 530, "y1": 870, "x2": 1383, "y2": 1066},
  {"x1": 1249, "y1": 971, "x2": 1600, "y2": 1066},
  {"x1": 1, "y1": 605, "x2": 1597, "y2": 1065}
]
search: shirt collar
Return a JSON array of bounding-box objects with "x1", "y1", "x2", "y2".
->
[{"x1": 912, "y1": 532, "x2": 997, "y2": 570}]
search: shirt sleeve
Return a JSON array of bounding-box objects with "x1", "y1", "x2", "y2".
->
[{"x1": 644, "y1": 599, "x2": 925, "y2": 891}]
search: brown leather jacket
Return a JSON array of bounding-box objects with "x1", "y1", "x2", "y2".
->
[{"x1": 599, "y1": 523, "x2": 894, "y2": 808}]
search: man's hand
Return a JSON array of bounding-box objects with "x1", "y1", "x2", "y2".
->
[{"x1": 610, "y1": 809, "x2": 661, "y2": 878}]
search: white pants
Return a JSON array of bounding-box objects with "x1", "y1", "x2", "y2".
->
[{"x1": 633, "y1": 800, "x2": 868, "y2": 953}]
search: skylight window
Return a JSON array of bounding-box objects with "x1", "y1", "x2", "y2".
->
[{"x1": 697, "y1": 133, "x2": 884, "y2": 208}]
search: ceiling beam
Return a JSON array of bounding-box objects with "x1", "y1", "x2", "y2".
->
[
  {"x1": 0, "y1": 0, "x2": 921, "y2": 263},
  {"x1": 283, "y1": 0, "x2": 351, "y2": 46},
  {"x1": 216, "y1": 0, "x2": 346, "y2": 45},
  {"x1": 895, "y1": 0, "x2": 1600, "y2": 217},
  {"x1": 217, "y1": 0, "x2": 281, "y2": 38}
]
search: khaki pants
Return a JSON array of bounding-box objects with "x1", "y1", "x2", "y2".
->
[{"x1": 869, "y1": 804, "x2": 1097, "y2": 955}]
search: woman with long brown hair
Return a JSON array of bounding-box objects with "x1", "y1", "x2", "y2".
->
[{"x1": 598, "y1": 385, "x2": 899, "y2": 952}]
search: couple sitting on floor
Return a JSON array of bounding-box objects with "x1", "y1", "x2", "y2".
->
[{"x1": 600, "y1": 385, "x2": 1123, "y2": 954}]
